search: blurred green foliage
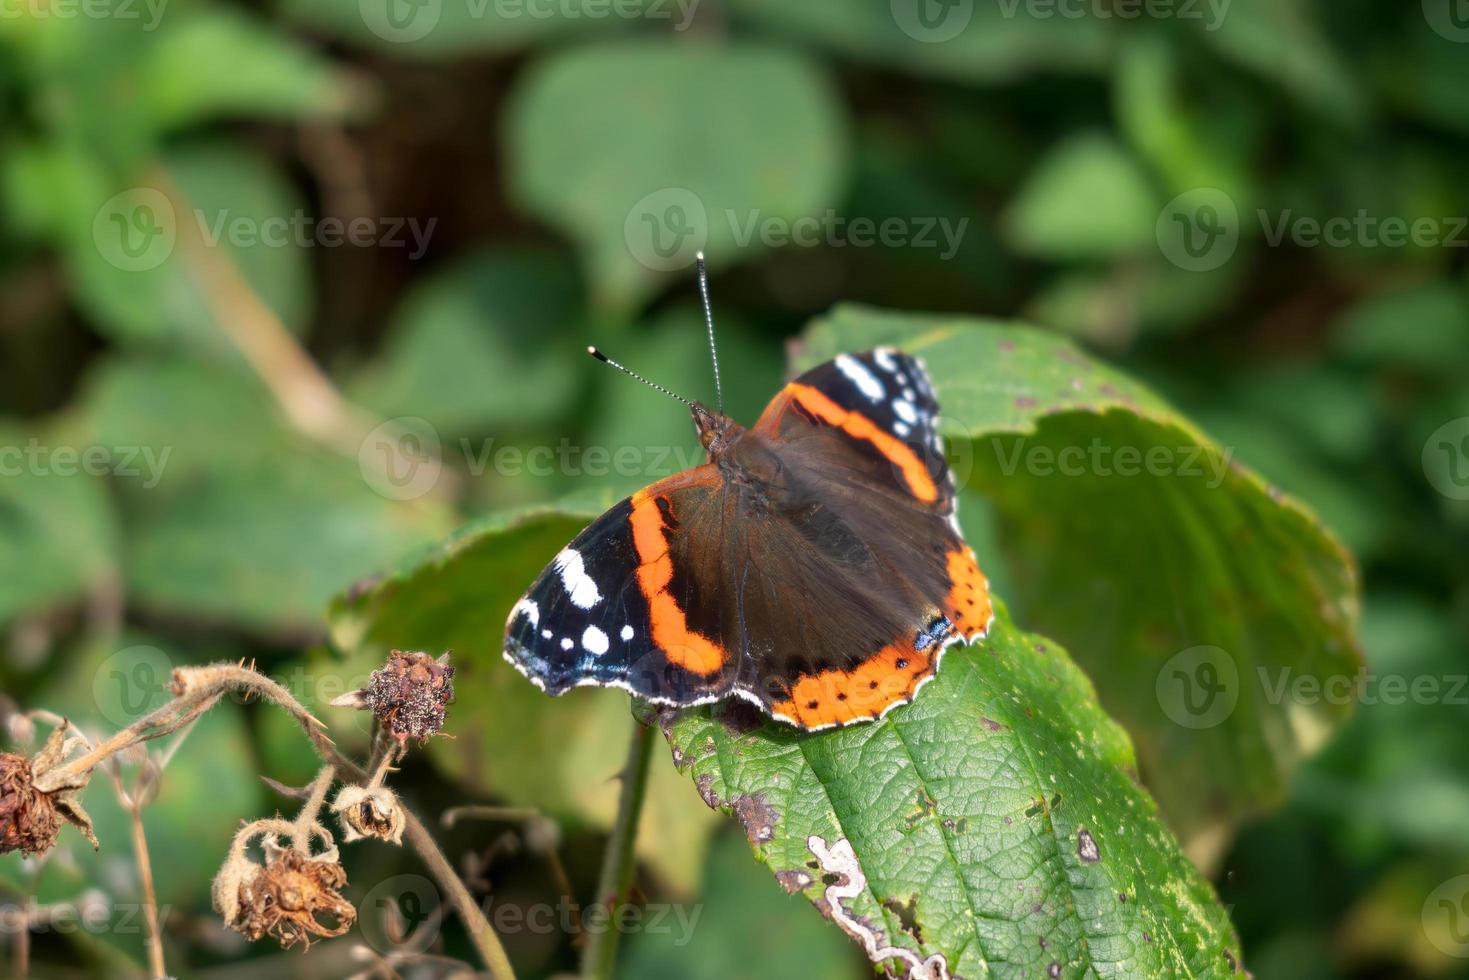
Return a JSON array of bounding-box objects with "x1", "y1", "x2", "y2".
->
[{"x1": 1, "y1": 0, "x2": 1467, "y2": 977}]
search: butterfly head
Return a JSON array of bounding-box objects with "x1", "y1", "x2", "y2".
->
[{"x1": 692, "y1": 402, "x2": 741, "y2": 460}]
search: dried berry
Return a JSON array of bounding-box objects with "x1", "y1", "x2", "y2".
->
[
  {"x1": 1, "y1": 723, "x2": 99, "y2": 857},
  {"x1": 0, "y1": 753, "x2": 60, "y2": 856},
  {"x1": 344, "y1": 651, "x2": 455, "y2": 743},
  {"x1": 331, "y1": 785, "x2": 405, "y2": 845},
  {"x1": 217, "y1": 836, "x2": 356, "y2": 950}
]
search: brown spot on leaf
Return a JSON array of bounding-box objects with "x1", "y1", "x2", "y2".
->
[
  {"x1": 774, "y1": 869, "x2": 813, "y2": 894},
  {"x1": 731, "y1": 794, "x2": 777, "y2": 845},
  {"x1": 1077, "y1": 828, "x2": 1100, "y2": 864}
]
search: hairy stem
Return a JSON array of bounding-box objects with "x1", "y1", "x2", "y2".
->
[
  {"x1": 580, "y1": 721, "x2": 655, "y2": 980},
  {"x1": 123, "y1": 800, "x2": 165, "y2": 980}
]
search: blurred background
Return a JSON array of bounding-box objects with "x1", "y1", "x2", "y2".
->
[{"x1": 2, "y1": 0, "x2": 1468, "y2": 977}]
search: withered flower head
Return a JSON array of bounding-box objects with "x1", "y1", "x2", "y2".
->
[
  {"x1": 334, "y1": 651, "x2": 454, "y2": 743},
  {"x1": 215, "y1": 835, "x2": 356, "y2": 950},
  {"x1": 1, "y1": 753, "x2": 59, "y2": 856},
  {"x1": 1, "y1": 722, "x2": 99, "y2": 857},
  {"x1": 331, "y1": 785, "x2": 404, "y2": 845}
]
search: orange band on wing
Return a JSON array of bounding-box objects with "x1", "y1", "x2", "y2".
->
[
  {"x1": 787, "y1": 384, "x2": 939, "y2": 504},
  {"x1": 943, "y1": 546, "x2": 992, "y2": 637},
  {"x1": 771, "y1": 627, "x2": 949, "y2": 729},
  {"x1": 629, "y1": 489, "x2": 726, "y2": 677}
]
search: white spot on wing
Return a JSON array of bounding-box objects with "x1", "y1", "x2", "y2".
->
[
  {"x1": 553, "y1": 548, "x2": 602, "y2": 609},
  {"x1": 873, "y1": 347, "x2": 899, "y2": 372},
  {"x1": 560, "y1": 637, "x2": 574, "y2": 651},
  {"x1": 835, "y1": 354, "x2": 884, "y2": 402},
  {"x1": 582, "y1": 625, "x2": 610, "y2": 655},
  {"x1": 510, "y1": 598, "x2": 539, "y2": 627},
  {"x1": 894, "y1": 421, "x2": 911, "y2": 437},
  {"x1": 541, "y1": 628, "x2": 553, "y2": 639},
  {"x1": 621, "y1": 624, "x2": 635, "y2": 641},
  {"x1": 893, "y1": 399, "x2": 918, "y2": 424}
]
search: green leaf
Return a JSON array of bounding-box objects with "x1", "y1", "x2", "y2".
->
[
  {"x1": 74, "y1": 355, "x2": 450, "y2": 634},
  {"x1": 327, "y1": 506, "x2": 721, "y2": 892},
  {"x1": 663, "y1": 603, "x2": 1242, "y2": 978},
  {"x1": 1332, "y1": 281, "x2": 1469, "y2": 377},
  {"x1": 794, "y1": 307, "x2": 1362, "y2": 856},
  {"x1": 1003, "y1": 132, "x2": 1159, "y2": 260},
  {"x1": 0, "y1": 423, "x2": 118, "y2": 625},
  {"x1": 728, "y1": 0, "x2": 1111, "y2": 84},
  {"x1": 60, "y1": 141, "x2": 312, "y2": 346},
  {"x1": 279, "y1": 0, "x2": 661, "y2": 59},
  {"x1": 504, "y1": 40, "x2": 847, "y2": 314},
  {"x1": 620, "y1": 827, "x2": 857, "y2": 980},
  {"x1": 136, "y1": 9, "x2": 371, "y2": 131},
  {"x1": 1194, "y1": 0, "x2": 1365, "y2": 125},
  {"x1": 346, "y1": 246, "x2": 587, "y2": 438}
]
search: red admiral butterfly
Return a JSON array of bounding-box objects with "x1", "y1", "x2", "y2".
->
[{"x1": 503, "y1": 256, "x2": 992, "y2": 731}]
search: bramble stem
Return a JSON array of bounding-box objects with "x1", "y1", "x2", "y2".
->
[{"x1": 580, "y1": 721, "x2": 655, "y2": 980}]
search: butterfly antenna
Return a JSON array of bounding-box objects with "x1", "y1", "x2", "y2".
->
[
  {"x1": 695, "y1": 251, "x2": 723, "y2": 413},
  {"x1": 587, "y1": 347, "x2": 694, "y2": 407}
]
